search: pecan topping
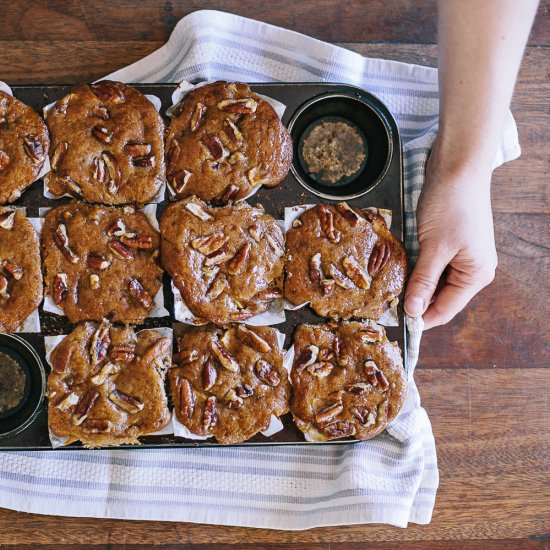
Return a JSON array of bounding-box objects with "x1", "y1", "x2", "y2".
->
[
  {"x1": 72, "y1": 390, "x2": 100, "y2": 425},
  {"x1": 62, "y1": 176, "x2": 83, "y2": 196},
  {"x1": 295, "y1": 345, "x2": 319, "y2": 369},
  {"x1": 318, "y1": 348, "x2": 334, "y2": 362},
  {"x1": 320, "y1": 278, "x2": 335, "y2": 296},
  {"x1": 306, "y1": 362, "x2": 333, "y2": 378},
  {"x1": 23, "y1": 134, "x2": 44, "y2": 163},
  {"x1": 102, "y1": 152, "x2": 120, "y2": 194},
  {"x1": 106, "y1": 219, "x2": 126, "y2": 237},
  {"x1": 248, "y1": 223, "x2": 262, "y2": 242},
  {"x1": 175, "y1": 349, "x2": 199, "y2": 365},
  {"x1": 92, "y1": 156, "x2": 107, "y2": 183},
  {"x1": 236, "y1": 325, "x2": 271, "y2": 353},
  {"x1": 109, "y1": 389, "x2": 144, "y2": 413},
  {"x1": 351, "y1": 406, "x2": 375, "y2": 427},
  {"x1": 171, "y1": 169, "x2": 192, "y2": 194},
  {"x1": 1, "y1": 260, "x2": 23, "y2": 280},
  {"x1": 202, "y1": 396, "x2": 218, "y2": 430},
  {"x1": 90, "y1": 362, "x2": 118, "y2": 385},
  {"x1": 83, "y1": 419, "x2": 112, "y2": 434},
  {"x1": 217, "y1": 183, "x2": 240, "y2": 205},
  {"x1": 50, "y1": 142, "x2": 68, "y2": 172},
  {"x1": 91, "y1": 81, "x2": 125, "y2": 103},
  {"x1": 92, "y1": 125, "x2": 113, "y2": 143},
  {"x1": 0, "y1": 210, "x2": 15, "y2": 230},
  {"x1": 253, "y1": 287, "x2": 283, "y2": 303},
  {"x1": 109, "y1": 343, "x2": 135, "y2": 363},
  {"x1": 247, "y1": 166, "x2": 267, "y2": 187},
  {"x1": 368, "y1": 241, "x2": 391, "y2": 276},
  {"x1": 120, "y1": 234, "x2": 153, "y2": 249},
  {"x1": 317, "y1": 205, "x2": 340, "y2": 243},
  {"x1": 342, "y1": 256, "x2": 371, "y2": 290},
  {"x1": 132, "y1": 155, "x2": 155, "y2": 167},
  {"x1": 265, "y1": 233, "x2": 284, "y2": 255},
  {"x1": 178, "y1": 378, "x2": 195, "y2": 420},
  {"x1": 124, "y1": 142, "x2": 151, "y2": 157},
  {"x1": 90, "y1": 320, "x2": 111, "y2": 366},
  {"x1": 87, "y1": 252, "x2": 110, "y2": 270},
  {"x1": 229, "y1": 311, "x2": 254, "y2": 321},
  {"x1": 56, "y1": 392, "x2": 79, "y2": 411},
  {"x1": 52, "y1": 273, "x2": 68, "y2": 307},
  {"x1": 364, "y1": 361, "x2": 379, "y2": 386},
  {"x1": 166, "y1": 139, "x2": 180, "y2": 173},
  {"x1": 206, "y1": 272, "x2": 229, "y2": 300},
  {"x1": 129, "y1": 278, "x2": 154, "y2": 309},
  {"x1": 0, "y1": 274, "x2": 8, "y2": 302},
  {"x1": 328, "y1": 264, "x2": 354, "y2": 290},
  {"x1": 309, "y1": 253, "x2": 323, "y2": 284},
  {"x1": 333, "y1": 336, "x2": 341, "y2": 357},
  {"x1": 204, "y1": 247, "x2": 234, "y2": 267},
  {"x1": 236, "y1": 384, "x2": 254, "y2": 398},
  {"x1": 357, "y1": 328, "x2": 381, "y2": 343},
  {"x1": 334, "y1": 202, "x2": 363, "y2": 226},
  {"x1": 217, "y1": 98, "x2": 258, "y2": 113},
  {"x1": 202, "y1": 357, "x2": 217, "y2": 390},
  {"x1": 254, "y1": 359, "x2": 280, "y2": 387},
  {"x1": 222, "y1": 119, "x2": 243, "y2": 141},
  {"x1": 190, "y1": 102, "x2": 206, "y2": 132},
  {"x1": 54, "y1": 224, "x2": 79, "y2": 264},
  {"x1": 203, "y1": 135, "x2": 229, "y2": 161},
  {"x1": 191, "y1": 232, "x2": 228, "y2": 255},
  {"x1": 209, "y1": 340, "x2": 239, "y2": 372},
  {"x1": 376, "y1": 370, "x2": 390, "y2": 391},
  {"x1": 92, "y1": 104, "x2": 110, "y2": 120},
  {"x1": 0, "y1": 150, "x2": 9, "y2": 171},
  {"x1": 185, "y1": 201, "x2": 213, "y2": 221},
  {"x1": 89, "y1": 274, "x2": 100, "y2": 289},
  {"x1": 315, "y1": 402, "x2": 343, "y2": 424},
  {"x1": 227, "y1": 242, "x2": 250, "y2": 275},
  {"x1": 109, "y1": 240, "x2": 134, "y2": 260},
  {"x1": 224, "y1": 389, "x2": 243, "y2": 410},
  {"x1": 345, "y1": 382, "x2": 370, "y2": 395},
  {"x1": 228, "y1": 151, "x2": 246, "y2": 165},
  {"x1": 323, "y1": 421, "x2": 356, "y2": 438}
]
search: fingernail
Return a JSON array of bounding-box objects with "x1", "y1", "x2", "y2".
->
[{"x1": 404, "y1": 296, "x2": 424, "y2": 317}]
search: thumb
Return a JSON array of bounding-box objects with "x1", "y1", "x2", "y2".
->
[{"x1": 404, "y1": 247, "x2": 448, "y2": 317}]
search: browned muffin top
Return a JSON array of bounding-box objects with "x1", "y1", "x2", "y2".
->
[
  {"x1": 45, "y1": 81, "x2": 165, "y2": 205},
  {"x1": 160, "y1": 196, "x2": 284, "y2": 326},
  {"x1": 290, "y1": 321, "x2": 406, "y2": 442},
  {"x1": 47, "y1": 320, "x2": 171, "y2": 448},
  {"x1": 285, "y1": 203, "x2": 408, "y2": 321},
  {"x1": 0, "y1": 208, "x2": 43, "y2": 332},
  {"x1": 170, "y1": 324, "x2": 290, "y2": 444},
  {"x1": 42, "y1": 201, "x2": 162, "y2": 324},
  {"x1": 165, "y1": 81, "x2": 292, "y2": 204},
  {"x1": 0, "y1": 90, "x2": 49, "y2": 204}
]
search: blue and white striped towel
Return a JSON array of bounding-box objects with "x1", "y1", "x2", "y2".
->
[{"x1": 0, "y1": 10, "x2": 520, "y2": 529}]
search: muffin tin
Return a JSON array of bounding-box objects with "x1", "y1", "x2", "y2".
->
[{"x1": 0, "y1": 82, "x2": 405, "y2": 450}]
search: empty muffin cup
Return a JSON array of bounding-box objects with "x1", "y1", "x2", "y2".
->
[
  {"x1": 0, "y1": 334, "x2": 45, "y2": 440},
  {"x1": 287, "y1": 92, "x2": 394, "y2": 200}
]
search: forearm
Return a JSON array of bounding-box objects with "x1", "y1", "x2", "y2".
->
[{"x1": 435, "y1": 0, "x2": 538, "y2": 177}]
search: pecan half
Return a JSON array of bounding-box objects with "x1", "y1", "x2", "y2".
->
[
  {"x1": 0, "y1": 150, "x2": 9, "y2": 171},
  {"x1": 92, "y1": 125, "x2": 113, "y2": 143},
  {"x1": 87, "y1": 252, "x2": 110, "y2": 270},
  {"x1": 254, "y1": 359, "x2": 280, "y2": 387},
  {"x1": 323, "y1": 421, "x2": 356, "y2": 438},
  {"x1": 50, "y1": 142, "x2": 68, "y2": 172},
  {"x1": 206, "y1": 272, "x2": 229, "y2": 300},
  {"x1": 265, "y1": 233, "x2": 284, "y2": 255},
  {"x1": 222, "y1": 119, "x2": 243, "y2": 141},
  {"x1": 203, "y1": 135, "x2": 229, "y2": 161},
  {"x1": 357, "y1": 328, "x2": 381, "y2": 343},
  {"x1": 224, "y1": 388, "x2": 243, "y2": 410},
  {"x1": 2, "y1": 260, "x2": 23, "y2": 280},
  {"x1": 236, "y1": 384, "x2": 254, "y2": 398},
  {"x1": 109, "y1": 343, "x2": 135, "y2": 363},
  {"x1": 342, "y1": 256, "x2": 371, "y2": 290},
  {"x1": 190, "y1": 102, "x2": 206, "y2": 132},
  {"x1": 248, "y1": 223, "x2": 262, "y2": 242},
  {"x1": 185, "y1": 201, "x2": 213, "y2": 221},
  {"x1": 109, "y1": 240, "x2": 134, "y2": 260},
  {"x1": 306, "y1": 362, "x2": 333, "y2": 378},
  {"x1": 106, "y1": 219, "x2": 126, "y2": 237},
  {"x1": 295, "y1": 345, "x2": 319, "y2": 369},
  {"x1": 253, "y1": 287, "x2": 283, "y2": 303},
  {"x1": 317, "y1": 348, "x2": 334, "y2": 362},
  {"x1": 120, "y1": 234, "x2": 153, "y2": 249},
  {"x1": 23, "y1": 134, "x2": 44, "y2": 163},
  {"x1": 132, "y1": 155, "x2": 155, "y2": 167},
  {"x1": 378, "y1": 400, "x2": 390, "y2": 424},
  {"x1": 236, "y1": 325, "x2": 271, "y2": 353},
  {"x1": 92, "y1": 104, "x2": 110, "y2": 120},
  {"x1": 90, "y1": 362, "x2": 119, "y2": 385},
  {"x1": 90, "y1": 320, "x2": 111, "y2": 366},
  {"x1": 191, "y1": 232, "x2": 228, "y2": 256},
  {"x1": 364, "y1": 361, "x2": 379, "y2": 385},
  {"x1": 226, "y1": 242, "x2": 250, "y2": 275},
  {"x1": 209, "y1": 340, "x2": 239, "y2": 372},
  {"x1": 316, "y1": 205, "x2": 341, "y2": 243},
  {"x1": 0, "y1": 210, "x2": 15, "y2": 230},
  {"x1": 368, "y1": 241, "x2": 391, "y2": 276},
  {"x1": 247, "y1": 166, "x2": 267, "y2": 187},
  {"x1": 124, "y1": 142, "x2": 151, "y2": 157},
  {"x1": 309, "y1": 253, "x2": 323, "y2": 284},
  {"x1": 217, "y1": 98, "x2": 258, "y2": 114},
  {"x1": 204, "y1": 247, "x2": 234, "y2": 267},
  {"x1": 229, "y1": 311, "x2": 254, "y2": 321},
  {"x1": 315, "y1": 402, "x2": 343, "y2": 424},
  {"x1": 54, "y1": 224, "x2": 79, "y2": 264},
  {"x1": 91, "y1": 81, "x2": 125, "y2": 103},
  {"x1": 92, "y1": 156, "x2": 107, "y2": 183},
  {"x1": 171, "y1": 169, "x2": 192, "y2": 194},
  {"x1": 175, "y1": 349, "x2": 199, "y2": 365},
  {"x1": 101, "y1": 152, "x2": 121, "y2": 194},
  {"x1": 50, "y1": 272, "x2": 68, "y2": 309},
  {"x1": 83, "y1": 419, "x2": 112, "y2": 434},
  {"x1": 202, "y1": 396, "x2": 218, "y2": 431},
  {"x1": 56, "y1": 392, "x2": 79, "y2": 411},
  {"x1": 202, "y1": 357, "x2": 217, "y2": 391},
  {"x1": 345, "y1": 382, "x2": 370, "y2": 395},
  {"x1": 351, "y1": 406, "x2": 375, "y2": 427},
  {"x1": 376, "y1": 370, "x2": 390, "y2": 391},
  {"x1": 177, "y1": 377, "x2": 195, "y2": 420},
  {"x1": 72, "y1": 390, "x2": 100, "y2": 425},
  {"x1": 328, "y1": 264, "x2": 354, "y2": 290},
  {"x1": 129, "y1": 278, "x2": 153, "y2": 309},
  {"x1": 217, "y1": 183, "x2": 240, "y2": 205},
  {"x1": 109, "y1": 389, "x2": 144, "y2": 413},
  {"x1": 334, "y1": 202, "x2": 363, "y2": 226},
  {"x1": 320, "y1": 278, "x2": 335, "y2": 296},
  {"x1": 89, "y1": 274, "x2": 100, "y2": 289},
  {"x1": 62, "y1": 176, "x2": 83, "y2": 196},
  {"x1": 166, "y1": 139, "x2": 180, "y2": 173}
]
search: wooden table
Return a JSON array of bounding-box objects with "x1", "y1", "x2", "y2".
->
[{"x1": 1, "y1": 1, "x2": 549, "y2": 548}]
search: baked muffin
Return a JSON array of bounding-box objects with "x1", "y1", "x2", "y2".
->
[
  {"x1": 170, "y1": 324, "x2": 290, "y2": 444},
  {"x1": 47, "y1": 320, "x2": 171, "y2": 448},
  {"x1": 45, "y1": 81, "x2": 165, "y2": 205},
  {"x1": 0, "y1": 90, "x2": 49, "y2": 204},
  {"x1": 165, "y1": 81, "x2": 292, "y2": 203},
  {"x1": 285, "y1": 203, "x2": 408, "y2": 320},
  {"x1": 0, "y1": 208, "x2": 43, "y2": 331},
  {"x1": 160, "y1": 197, "x2": 284, "y2": 325},
  {"x1": 290, "y1": 321, "x2": 406, "y2": 442},
  {"x1": 42, "y1": 201, "x2": 162, "y2": 324}
]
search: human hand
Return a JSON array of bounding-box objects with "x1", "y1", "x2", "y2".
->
[{"x1": 403, "y1": 140, "x2": 498, "y2": 329}]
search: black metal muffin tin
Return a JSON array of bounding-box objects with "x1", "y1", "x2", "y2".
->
[{"x1": 0, "y1": 82, "x2": 405, "y2": 450}]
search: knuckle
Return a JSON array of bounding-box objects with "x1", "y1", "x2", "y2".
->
[{"x1": 410, "y1": 272, "x2": 439, "y2": 293}]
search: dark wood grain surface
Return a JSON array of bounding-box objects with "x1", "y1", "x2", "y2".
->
[{"x1": 0, "y1": 1, "x2": 549, "y2": 548}]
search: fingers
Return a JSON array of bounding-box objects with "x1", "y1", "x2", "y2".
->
[{"x1": 404, "y1": 247, "x2": 448, "y2": 318}]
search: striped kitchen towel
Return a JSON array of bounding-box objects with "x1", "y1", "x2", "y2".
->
[{"x1": 0, "y1": 10, "x2": 520, "y2": 529}]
